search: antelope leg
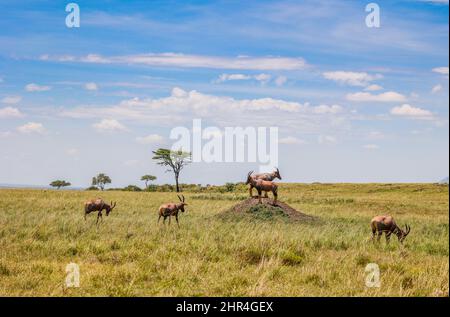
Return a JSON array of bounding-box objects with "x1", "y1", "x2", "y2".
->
[
  {"x1": 385, "y1": 232, "x2": 392, "y2": 244},
  {"x1": 376, "y1": 231, "x2": 382, "y2": 242}
]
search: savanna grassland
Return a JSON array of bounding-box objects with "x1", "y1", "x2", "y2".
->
[{"x1": 0, "y1": 183, "x2": 448, "y2": 297}]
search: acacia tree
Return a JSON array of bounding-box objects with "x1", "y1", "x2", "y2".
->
[
  {"x1": 92, "y1": 173, "x2": 111, "y2": 191},
  {"x1": 141, "y1": 175, "x2": 157, "y2": 189},
  {"x1": 152, "y1": 148, "x2": 191, "y2": 192},
  {"x1": 49, "y1": 180, "x2": 71, "y2": 189}
]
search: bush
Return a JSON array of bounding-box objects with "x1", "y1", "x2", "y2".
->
[
  {"x1": 225, "y1": 182, "x2": 236, "y2": 192},
  {"x1": 122, "y1": 185, "x2": 142, "y2": 192},
  {"x1": 86, "y1": 186, "x2": 99, "y2": 191}
]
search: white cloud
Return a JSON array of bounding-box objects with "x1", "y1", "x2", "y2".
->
[
  {"x1": 1, "y1": 96, "x2": 22, "y2": 104},
  {"x1": 323, "y1": 71, "x2": 382, "y2": 87},
  {"x1": 63, "y1": 87, "x2": 306, "y2": 121},
  {"x1": 432, "y1": 67, "x2": 449, "y2": 76},
  {"x1": 25, "y1": 83, "x2": 51, "y2": 92},
  {"x1": 45, "y1": 53, "x2": 307, "y2": 71},
  {"x1": 0, "y1": 107, "x2": 23, "y2": 118},
  {"x1": 390, "y1": 104, "x2": 433, "y2": 118},
  {"x1": 85, "y1": 82, "x2": 98, "y2": 91},
  {"x1": 17, "y1": 122, "x2": 46, "y2": 134},
  {"x1": 431, "y1": 84, "x2": 442, "y2": 93},
  {"x1": 279, "y1": 136, "x2": 306, "y2": 145},
  {"x1": 368, "y1": 131, "x2": 384, "y2": 139},
  {"x1": 93, "y1": 119, "x2": 127, "y2": 132},
  {"x1": 318, "y1": 135, "x2": 337, "y2": 145},
  {"x1": 216, "y1": 73, "x2": 271, "y2": 84},
  {"x1": 275, "y1": 76, "x2": 287, "y2": 86},
  {"x1": 364, "y1": 84, "x2": 383, "y2": 91},
  {"x1": 136, "y1": 134, "x2": 165, "y2": 144},
  {"x1": 423, "y1": 1, "x2": 449, "y2": 5},
  {"x1": 363, "y1": 144, "x2": 379, "y2": 150},
  {"x1": 313, "y1": 104, "x2": 343, "y2": 114},
  {"x1": 66, "y1": 148, "x2": 79, "y2": 156},
  {"x1": 0, "y1": 131, "x2": 12, "y2": 138},
  {"x1": 254, "y1": 73, "x2": 271, "y2": 84},
  {"x1": 124, "y1": 159, "x2": 139, "y2": 167},
  {"x1": 346, "y1": 91, "x2": 407, "y2": 102},
  {"x1": 216, "y1": 74, "x2": 251, "y2": 82},
  {"x1": 59, "y1": 87, "x2": 348, "y2": 134}
]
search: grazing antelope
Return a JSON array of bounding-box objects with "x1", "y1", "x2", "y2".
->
[
  {"x1": 246, "y1": 171, "x2": 278, "y2": 205},
  {"x1": 248, "y1": 168, "x2": 282, "y2": 198},
  {"x1": 84, "y1": 198, "x2": 116, "y2": 225},
  {"x1": 158, "y1": 195, "x2": 187, "y2": 227},
  {"x1": 370, "y1": 215, "x2": 411, "y2": 244}
]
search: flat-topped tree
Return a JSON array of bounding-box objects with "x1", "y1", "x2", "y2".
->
[
  {"x1": 141, "y1": 175, "x2": 157, "y2": 189},
  {"x1": 92, "y1": 173, "x2": 111, "y2": 191},
  {"x1": 49, "y1": 180, "x2": 71, "y2": 189},
  {"x1": 152, "y1": 148, "x2": 191, "y2": 192}
]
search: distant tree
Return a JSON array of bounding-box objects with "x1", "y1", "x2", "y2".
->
[
  {"x1": 123, "y1": 185, "x2": 142, "y2": 192},
  {"x1": 152, "y1": 148, "x2": 191, "y2": 192},
  {"x1": 141, "y1": 175, "x2": 157, "y2": 189},
  {"x1": 49, "y1": 180, "x2": 71, "y2": 189},
  {"x1": 92, "y1": 173, "x2": 112, "y2": 191},
  {"x1": 225, "y1": 182, "x2": 236, "y2": 192}
]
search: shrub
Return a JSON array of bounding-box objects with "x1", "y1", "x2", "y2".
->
[{"x1": 123, "y1": 185, "x2": 142, "y2": 192}]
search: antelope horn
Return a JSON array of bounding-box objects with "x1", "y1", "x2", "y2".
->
[
  {"x1": 405, "y1": 224, "x2": 411, "y2": 235},
  {"x1": 177, "y1": 195, "x2": 182, "y2": 202},
  {"x1": 182, "y1": 195, "x2": 185, "y2": 202}
]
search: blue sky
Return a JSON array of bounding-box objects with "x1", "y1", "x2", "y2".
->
[{"x1": 0, "y1": 0, "x2": 448, "y2": 187}]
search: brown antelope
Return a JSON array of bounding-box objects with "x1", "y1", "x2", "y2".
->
[
  {"x1": 158, "y1": 195, "x2": 187, "y2": 226},
  {"x1": 370, "y1": 215, "x2": 411, "y2": 244},
  {"x1": 84, "y1": 198, "x2": 116, "y2": 225},
  {"x1": 248, "y1": 168, "x2": 281, "y2": 198},
  {"x1": 246, "y1": 171, "x2": 278, "y2": 205}
]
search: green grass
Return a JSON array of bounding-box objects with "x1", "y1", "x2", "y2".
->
[{"x1": 0, "y1": 183, "x2": 448, "y2": 296}]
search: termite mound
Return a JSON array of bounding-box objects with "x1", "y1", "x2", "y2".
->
[{"x1": 220, "y1": 197, "x2": 315, "y2": 222}]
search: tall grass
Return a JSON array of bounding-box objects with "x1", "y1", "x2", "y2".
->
[{"x1": 0, "y1": 183, "x2": 448, "y2": 296}]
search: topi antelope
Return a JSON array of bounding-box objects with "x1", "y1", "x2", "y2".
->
[
  {"x1": 246, "y1": 171, "x2": 278, "y2": 205},
  {"x1": 371, "y1": 215, "x2": 411, "y2": 244},
  {"x1": 248, "y1": 168, "x2": 281, "y2": 198},
  {"x1": 84, "y1": 198, "x2": 116, "y2": 225},
  {"x1": 158, "y1": 195, "x2": 187, "y2": 227}
]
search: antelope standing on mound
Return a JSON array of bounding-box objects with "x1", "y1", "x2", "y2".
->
[
  {"x1": 248, "y1": 168, "x2": 281, "y2": 198},
  {"x1": 158, "y1": 195, "x2": 187, "y2": 226},
  {"x1": 370, "y1": 215, "x2": 411, "y2": 244},
  {"x1": 246, "y1": 171, "x2": 278, "y2": 205},
  {"x1": 84, "y1": 198, "x2": 116, "y2": 225}
]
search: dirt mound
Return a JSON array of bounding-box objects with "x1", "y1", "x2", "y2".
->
[{"x1": 222, "y1": 197, "x2": 315, "y2": 222}]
